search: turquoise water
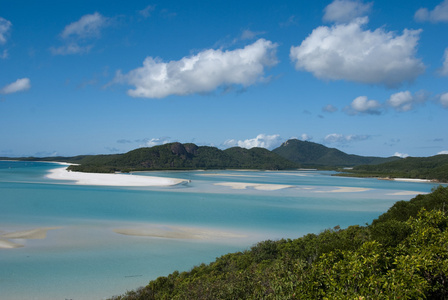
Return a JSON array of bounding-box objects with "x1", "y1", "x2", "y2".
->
[{"x1": 0, "y1": 161, "x2": 442, "y2": 299}]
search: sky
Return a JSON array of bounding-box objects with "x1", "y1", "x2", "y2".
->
[{"x1": 1, "y1": 0, "x2": 447, "y2": 158}]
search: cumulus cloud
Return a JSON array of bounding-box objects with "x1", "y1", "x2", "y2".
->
[
  {"x1": 394, "y1": 152, "x2": 409, "y2": 158},
  {"x1": 51, "y1": 12, "x2": 108, "y2": 55},
  {"x1": 323, "y1": 0, "x2": 372, "y2": 23},
  {"x1": 300, "y1": 133, "x2": 312, "y2": 141},
  {"x1": 223, "y1": 134, "x2": 283, "y2": 150},
  {"x1": 324, "y1": 133, "x2": 370, "y2": 144},
  {"x1": 439, "y1": 92, "x2": 448, "y2": 108},
  {"x1": 0, "y1": 78, "x2": 31, "y2": 94},
  {"x1": 0, "y1": 17, "x2": 12, "y2": 44},
  {"x1": 438, "y1": 150, "x2": 448, "y2": 155},
  {"x1": 141, "y1": 137, "x2": 173, "y2": 147},
  {"x1": 115, "y1": 39, "x2": 278, "y2": 98},
  {"x1": 345, "y1": 96, "x2": 382, "y2": 115},
  {"x1": 290, "y1": 17, "x2": 425, "y2": 88},
  {"x1": 322, "y1": 104, "x2": 338, "y2": 113},
  {"x1": 387, "y1": 90, "x2": 428, "y2": 112},
  {"x1": 415, "y1": 0, "x2": 448, "y2": 23}
]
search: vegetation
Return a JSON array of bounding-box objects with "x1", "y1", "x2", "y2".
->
[
  {"x1": 272, "y1": 139, "x2": 400, "y2": 168},
  {"x1": 340, "y1": 154, "x2": 448, "y2": 182},
  {"x1": 110, "y1": 186, "x2": 448, "y2": 300},
  {"x1": 66, "y1": 143, "x2": 300, "y2": 173}
]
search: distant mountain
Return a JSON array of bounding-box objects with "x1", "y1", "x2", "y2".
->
[
  {"x1": 272, "y1": 139, "x2": 400, "y2": 167},
  {"x1": 66, "y1": 142, "x2": 300, "y2": 173},
  {"x1": 343, "y1": 154, "x2": 448, "y2": 182}
]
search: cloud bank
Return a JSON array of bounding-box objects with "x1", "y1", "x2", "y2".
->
[
  {"x1": 223, "y1": 134, "x2": 283, "y2": 150},
  {"x1": 51, "y1": 12, "x2": 108, "y2": 55},
  {"x1": 0, "y1": 78, "x2": 31, "y2": 94},
  {"x1": 324, "y1": 133, "x2": 370, "y2": 144},
  {"x1": 415, "y1": 0, "x2": 448, "y2": 23},
  {"x1": 290, "y1": 17, "x2": 425, "y2": 88},
  {"x1": 323, "y1": 0, "x2": 372, "y2": 23},
  {"x1": 115, "y1": 39, "x2": 278, "y2": 98}
]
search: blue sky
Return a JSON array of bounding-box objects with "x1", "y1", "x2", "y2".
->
[{"x1": 1, "y1": 0, "x2": 447, "y2": 158}]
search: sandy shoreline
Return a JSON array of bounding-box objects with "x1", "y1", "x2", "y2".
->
[
  {"x1": 46, "y1": 167, "x2": 187, "y2": 187},
  {"x1": 114, "y1": 224, "x2": 246, "y2": 240}
]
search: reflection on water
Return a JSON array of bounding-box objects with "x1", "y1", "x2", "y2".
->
[{"x1": 0, "y1": 161, "x2": 442, "y2": 300}]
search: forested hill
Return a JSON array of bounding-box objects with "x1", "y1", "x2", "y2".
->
[
  {"x1": 273, "y1": 139, "x2": 400, "y2": 167},
  {"x1": 65, "y1": 142, "x2": 300, "y2": 173},
  {"x1": 341, "y1": 154, "x2": 448, "y2": 182},
  {"x1": 110, "y1": 186, "x2": 448, "y2": 299}
]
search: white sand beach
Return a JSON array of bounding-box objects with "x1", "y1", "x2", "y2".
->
[
  {"x1": 386, "y1": 191, "x2": 428, "y2": 196},
  {"x1": 214, "y1": 182, "x2": 294, "y2": 191},
  {"x1": 46, "y1": 167, "x2": 187, "y2": 187},
  {"x1": 392, "y1": 178, "x2": 432, "y2": 183},
  {"x1": 0, "y1": 238, "x2": 23, "y2": 249},
  {"x1": 114, "y1": 225, "x2": 246, "y2": 240}
]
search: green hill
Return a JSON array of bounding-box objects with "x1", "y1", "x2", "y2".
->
[
  {"x1": 66, "y1": 142, "x2": 299, "y2": 173},
  {"x1": 110, "y1": 186, "x2": 448, "y2": 300},
  {"x1": 273, "y1": 139, "x2": 399, "y2": 167},
  {"x1": 342, "y1": 154, "x2": 448, "y2": 182}
]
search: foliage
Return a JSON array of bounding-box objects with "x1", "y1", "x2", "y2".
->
[
  {"x1": 342, "y1": 154, "x2": 448, "y2": 182},
  {"x1": 66, "y1": 142, "x2": 300, "y2": 173},
  {"x1": 109, "y1": 186, "x2": 448, "y2": 300},
  {"x1": 272, "y1": 139, "x2": 399, "y2": 168}
]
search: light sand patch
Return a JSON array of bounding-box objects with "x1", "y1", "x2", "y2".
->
[
  {"x1": 0, "y1": 238, "x2": 23, "y2": 249},
  {"x1": 315, "y1": 187, "x2": 371, "y2": 193},
  {"x1": 386, "y1": 191, "x2": 428, "y2": 196},
  {"x1": 214, "y1": 182, "x2": 294, "y2": 191},
  {"x1": 392, "y1": 178, "x2": 432, "y2": 183},
  {"x1": 198, "y1": 173, "x2": 262, "y2": 178},
  {"x1": 46, "y1": 167, "x2": 187, "y2": 187},
  {"x1": 1, "y1": 227, "x2": 61, "y2": 239},
  {"x1": 114, "y1": 225, "x2": 246, "y2": 240}
]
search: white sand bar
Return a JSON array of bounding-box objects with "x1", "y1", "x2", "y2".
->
[
  {"x1": 46, "y1": 167, "x2": 187, "y2": 187},
  {"x1": 1, "y1": 227, "x2": 61, "y2": 239},
  {"x1": 315, "y1": 187, "x2": 371, "y2": 193},
  {"x1": 0, "y1": 239, "x2": 23, "y2": 249},
  {"x1": 114, "y1": 225, "x2": 246, "y2": 240},
  {"x1": 214, "y1": 182, "x2": 294, "y2": 191}
]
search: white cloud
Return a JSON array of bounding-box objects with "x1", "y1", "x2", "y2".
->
[
  {"x1": 440, "y1": 48, "x2": 448, "y2": 76},
  {"x1": 51, "y1": 12, "x2": 108, "y2": 55},
  {"x1": 61, "y1": 12, "x2": 107, "y2": 39},
  {"x1": 323, "y1": 0, "x2": 372, "y2": 23},
  {"x1": 387, "y1": 90, "x2": 428, "y2": 112},
  {"x1": 141, "y1": 137, "x2": 173, "y2": 147},
  {"x1": 290, "y1": 17, "x2": 425, "y2": 88},
  {"x1": 394, "y1": 152, "x2": 409, "y2": 158},
  {"x1": 300, "y1": 133, "x2": 312, "y2": 141},
  {"x1": 415, "y1": 0, "x2": 448, "y2": 23},
  {"x1": 0, "y1": 78, "x2": 31, "y2": 94},
  {"x1": 438, "y1": 150, "x2": 448, "y2": 155},
  {"x1": 322, "y1": 104, "x2": 338, "y2": 112},
  {"x1": 115, "y1": 39, "x2": 278, "y2": 98},
  {"x1": 324, "y1": 133, "x2": 370, "y2": 144},
  {"x1": 439, "y1": 92, "x2": 448, "y2": 108},
  {"x1": 346, "y1": 96, "x2": 382, "y2": 115},
  {"x1": 0, "y1": 17, "x2": 11, "y2": 44},
  {"x1": 223, "y1": 134, "x2": 283, "y2": 150}
]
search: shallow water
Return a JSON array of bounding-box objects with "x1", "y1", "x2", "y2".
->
[{"x1": 0, "y1": 161, "x2": 442, "y2": 299}]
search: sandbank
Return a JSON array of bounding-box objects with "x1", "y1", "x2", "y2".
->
[
  {"x1": 0, "y1": 238, "x2": 23, "y2": 249},
  {"x1": 0, "y1": 227, "x2": 61, "y2": 249},
  {"x1": 214, "y1": 182, "x2": 294, "y2": 191},
  {"x1": 315, "y1": 187, "x2": 371, "y2": 193},
  {"x1": 386, "y1": 191, "x2": 428, "y2": 196},
  {"x1": 46, "y1": 167, "x2": 187, "y2": 187},
  {"x1": 114, "y1": 225, "x2": 246, "y2": 240}
]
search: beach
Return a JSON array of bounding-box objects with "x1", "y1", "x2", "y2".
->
[{"x1": 46, "y1": 167, "x2": 187, "y2": 187}]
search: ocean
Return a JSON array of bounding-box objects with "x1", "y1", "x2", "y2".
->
[{"x1": 0, "y1": 161, "x2": 441, "y2": 299}]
